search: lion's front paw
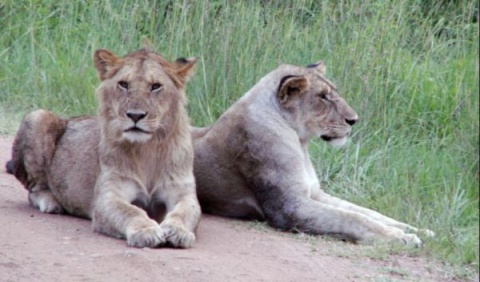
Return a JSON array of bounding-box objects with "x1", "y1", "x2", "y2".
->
[
  {"x1": 126, "y1": 223, "x2": 165, "y2": 248},
  {"x1": 400, "y1": 233, "x2": 423, "y2": 248},
  {"x1": 158, "y1": 222, "x2": 196, "y2": 248}
]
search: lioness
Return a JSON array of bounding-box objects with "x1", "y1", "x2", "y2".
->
[
  {"x1": 192, "y1": 62, "x2": 433, "y2": 247},
  {"x1": 8, "y1": 47, "x2": 201, "y2": 248}
]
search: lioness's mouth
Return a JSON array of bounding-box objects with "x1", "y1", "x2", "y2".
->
[{"x1": 320, "y1": 135, "x2": 334, "y2": 142}]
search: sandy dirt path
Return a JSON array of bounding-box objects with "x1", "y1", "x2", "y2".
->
[{"x1": 0, "y1": 137, "x2": 452, "y2": 282}]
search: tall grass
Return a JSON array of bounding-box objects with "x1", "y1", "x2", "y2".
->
[{"x1": 1, "y1": 0, "x2": 478, "y2": 278}]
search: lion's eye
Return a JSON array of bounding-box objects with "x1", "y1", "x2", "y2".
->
[
  {"x1": 118, "y1": 81, "x2": 129, "y2": 90},
  {"x1": 151, "y1": 83, "x2": 162, "y2": 92}
]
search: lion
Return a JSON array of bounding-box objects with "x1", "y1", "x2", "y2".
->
[
  {"x1": 192, "y1": 61, "x2": 434, "y2": 247},
  {"x1": 8, "y1": 46, "x2": 201, "y2": 248}
]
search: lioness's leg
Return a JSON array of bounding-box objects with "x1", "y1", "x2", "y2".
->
[
  {"x1": 314, "y1": 191, "x2": 434, "y2": 237},
  {"x1": 11, "y1": 110, "x2": 66, "y2": 213},
  {"x1": 151, "y1": 179, "x2": 201, "y2": 248},
  {"x1": 263, "y1": 196, "x2": 423, "y2": 247},
  {"x1": 92, "y1": 179, "x2": 165, "y2": 248}
]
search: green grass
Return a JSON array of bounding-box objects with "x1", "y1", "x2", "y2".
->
[{"x1": 1, "y1": 0, "x2": 478, "y2": 279}]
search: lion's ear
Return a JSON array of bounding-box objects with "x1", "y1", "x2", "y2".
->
[
  {"x1": 174, "y1": 57, "x2": 196, "y2": 86},
  {"x1": 93, "y1": 49, "x2": 119, "y2": 81},
  {"x1": 278, "y1": 75, "x2": 309, "y2": 104},
  {"x1": 306, "y1": 61, "x2": 326, "y2": 74}
]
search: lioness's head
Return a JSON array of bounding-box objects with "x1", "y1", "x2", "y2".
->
[
  {"x1": 276, "y1": 62, "x2": 358, "y2": 147},
  {"x1": 93, "y1": 47, "x2": 195, "y2": 143}
]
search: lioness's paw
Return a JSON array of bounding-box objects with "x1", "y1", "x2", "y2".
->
[
  {"x1": 405, "y1": 226, "x2": 435, "y2": 238},
  {"x1": 400, "y1": 233, "x2": 423, "y2": 248},
  {"x1": 158, "y1": 222, "x2": 195, "y2": 248},
  {"x1": 420, "y1": 229, "x2": 435, "y2": 238},
  {"x1": 126, "y1": 224, "x2": 165, "y2": 248}
]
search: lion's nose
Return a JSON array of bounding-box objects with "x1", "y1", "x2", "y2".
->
[
  {"x1": 126, "y1": 111, "x2": 147, "y2": 123},
  {"x1": 346, "y1": 117, "x2": 358, "y2": 126}
]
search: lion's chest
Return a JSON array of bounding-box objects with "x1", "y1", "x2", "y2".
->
[
  {"x1": 136, "y1": 159, "x2": 167, "y2": 192},
  {"x1": 112, "y1": 150, "x2": 168, "y2": 193}
]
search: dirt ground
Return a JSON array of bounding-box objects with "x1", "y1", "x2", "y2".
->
[{"x1": 0, "y1": 136, "x2": 457, "y2": 282}]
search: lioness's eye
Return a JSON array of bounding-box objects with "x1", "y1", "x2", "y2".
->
[
  {"x1": 317, "y1": 91, "x2": 328, "y2": 100},
  {"x1": 118, "y1": 81, "x2": 128, "y2": 90},
  {"x1": 151, "y1": 83, "x2": 162, "y2": 91}
]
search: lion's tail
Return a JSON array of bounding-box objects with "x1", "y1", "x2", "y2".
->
[{"x1": 5, "y1": 160, "x2": 13, "y2": 174}]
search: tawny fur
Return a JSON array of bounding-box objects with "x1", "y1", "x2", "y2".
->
[
  {"x1": 9, "y1": 47, "x2": 201, "y2": 248},
  {"x1": 192, "y1": 62, "x2": 434, "y2": 247}
]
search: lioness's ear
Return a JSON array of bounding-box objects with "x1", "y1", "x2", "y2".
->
[
  {"x1": 142, "y1": 38, "x2": 152, "y2": 52},
  {"x1": 174, "y1": 57, "x2": 196, "y2": 85},
  {"x1": 93, "y1": 49, "x2": 119, "y2": 81},
  {"x1": 278, "y1": 75, "x2": 309, "y2": 104},
  {"x1": 306, "y1": 60, "x2": 326, "y2": 74}
]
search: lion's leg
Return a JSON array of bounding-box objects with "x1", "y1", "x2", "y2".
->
[
  {"x1": 11, "y1": 109, "x2": 66, "y2": 214},
  {"x1": 92, "y1": 180, "x2": 165, "y2": 248},
  {"x1": 151, "y1": 179, "x2": 201, "y2": 248},
  {"x1": 314, "y1": 191, "x2": 434, "y2": 237}
]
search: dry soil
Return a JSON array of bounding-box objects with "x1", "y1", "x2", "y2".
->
[{"x1": 0, "y1": 137, "x2": 455, "y2": 282}]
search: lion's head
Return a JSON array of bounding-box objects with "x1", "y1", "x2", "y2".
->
[
  {"x1": 93, "y1": 47, "x2": 195, "y2": 144},
  {"x1": 275, "y1": 62, "x2": 358, "y2": 147}
]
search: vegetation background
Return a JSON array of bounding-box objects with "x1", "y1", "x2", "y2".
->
[{"x1": 0, "y1": 0, "x2": 478, "y2": 279}]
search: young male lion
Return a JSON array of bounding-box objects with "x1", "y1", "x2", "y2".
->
[
  {"x1": 8, "y1": 47, "x2": 201, "y2": 248},
  {"x1": 192, "y1": 62, "x2": 434, "y2": 247}
]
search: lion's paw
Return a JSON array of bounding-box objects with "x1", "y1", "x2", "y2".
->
[
  {"x1": 401, "y1": 233, "x2": 423, "y2": 248},
  {"x1": 158, "y1": 222, "x2": 196, "y2": 248},
  {"x1": 28, "y1": 191, "x2": 64, "y2": 214},
  {"x1": 126, "y1": 224, "x2": 165, "y2": 248}
]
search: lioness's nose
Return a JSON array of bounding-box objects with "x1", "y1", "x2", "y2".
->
[
  {"x1": 346, "y1": 117, "x2": 358, "y2": 126},
  {"x1": 126, "y1": 111, "x2": 147, "y2": 123}
]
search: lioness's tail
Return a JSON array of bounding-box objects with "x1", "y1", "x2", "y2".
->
[{"x1": 6, "y1": 160, "x2": 13, "y2": 174}]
